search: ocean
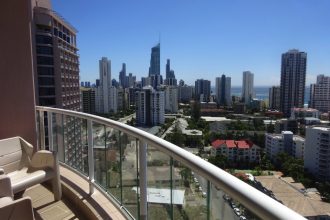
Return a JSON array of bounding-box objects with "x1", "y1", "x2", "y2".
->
[{"x1": 211, "y1": 86, "x2": 310, "y2": 105}]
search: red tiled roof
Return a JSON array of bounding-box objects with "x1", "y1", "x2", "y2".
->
[
  {"x1": 211, "y1": 139, "x2": 225, "y2": 149},
  {"x1": 236, "y1": 140, "x2": 253, "y2": 149},
  {"x1": 226, "y1": 140, "x2": 236, "y2": 148},
  {"x1": 212, "y1": 139, "x2": 254, "y2": 149}
]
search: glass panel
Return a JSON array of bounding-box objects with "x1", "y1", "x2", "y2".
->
[
  {"x1": 209, "y1": 182, "x2": 261, "y2": 220},
  {"x1": 121, "y1": 135, "x2": 139, "y2": 219},
  {"x1": 172, "y1": 160, "x2": 208, "y2": 220},
  {"x1": 80, "y1": 118, "x2": 88, "y2": 175},
  {"x1": 147, "y1": 145, "x2": 171, "y2": 219},
  {"x1": 62, "y1": 115, "x2": 84, "y2": 172},
  {"x1": 105, "y1": 128, "x2": 121, "y2": 202},
  {"x1": 209, "y1": 183, "x2": 237, "y2": 220},
  {"x1": 93, "y1": 123, "x2": 106, "y2": 188},
  {"x1": 36, "y1": 110, "x2": 41, "y2": 150}
]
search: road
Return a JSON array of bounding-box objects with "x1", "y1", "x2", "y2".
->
[
  {"x1": 195, "y1": 173, "x2": 239, "y2": 220},
  {"x1": 160, "y1": 119, "x2": 177, "y2": 139},
  {"x1": 118, "y1": 113, "x2": 135, "y2": 124}
]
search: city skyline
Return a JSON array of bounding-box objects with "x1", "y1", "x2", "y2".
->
[{"x1": 52, "y1": 1, "x2": 330, "y2": 86}]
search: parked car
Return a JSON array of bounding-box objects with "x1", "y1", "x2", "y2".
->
[
  {"x1": 223, "y1": 194, "x2": 230, "y2": 201},
  {"x1": 234, "y1": 208, "x2": 241, "y2": 216}
]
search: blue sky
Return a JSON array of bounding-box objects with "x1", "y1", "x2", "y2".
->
[{"x1": 53, "y1": 0, "x2": 330, "y2": 86}]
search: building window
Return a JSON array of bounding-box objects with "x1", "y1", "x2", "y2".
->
[
  {"x1": 36, "y1": 35, "x2": 53, "y2": 45},
  {"x1": 38, "y1": 77, "x2": 55, "y2": 86},
  {"x1": 37, "y1": 56, "x2": 54, "y2": 65},
  {"x1": 37, "y1": 46, "x2": 53, "y2": 55},
  {"x1": 38, "y1": 66, "x2": 54, "y2": 75},
  {"x1": 39, "y1": 87, "x2": 55, "y2": 96}
]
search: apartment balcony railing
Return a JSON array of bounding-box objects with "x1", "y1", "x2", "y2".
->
[{"x1": 36, "y1": 106, "x2": 306, "y2": 220}]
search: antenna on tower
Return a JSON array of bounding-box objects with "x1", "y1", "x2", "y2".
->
[{"x1": 158, "y1": 32, "x2": 161, "y2": 46}]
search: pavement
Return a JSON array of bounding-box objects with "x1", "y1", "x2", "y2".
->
[{"x1": 194, "y1": 173, "x2": 240, "y2": 220}]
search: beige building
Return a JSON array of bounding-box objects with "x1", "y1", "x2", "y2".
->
[
  {"x1": 33, "y1": 0, "x2": 83, "y2": 169},
  {"x1": 211, "y1": 139, "x2": 260, "y2": 162},
  {"x1": 34, "y1": 1, "x2": 80, "y2": 110},
  {"x1": 255, "y1": 176, "x2": 330, "y2": 219}
]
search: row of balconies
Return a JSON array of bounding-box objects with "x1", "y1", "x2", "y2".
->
[{"x1": 61, "y1": 74, "x2": 79, "y2": 80}]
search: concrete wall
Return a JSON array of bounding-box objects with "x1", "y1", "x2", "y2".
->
[{"x1": 0, "y1": 0, "x2": 37, "y2": 146}]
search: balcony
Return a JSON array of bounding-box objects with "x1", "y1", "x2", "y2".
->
[{"x1": 21, "y1": 106, "x2": 306, "y2": 220}]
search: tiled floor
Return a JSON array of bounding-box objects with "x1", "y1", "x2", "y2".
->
[
  {"x1": 23, "y1": 184, "x2": 82, "y2": 220},
  {"x1": 21, "y1": 166, "x2": 127, "y2": 220}
]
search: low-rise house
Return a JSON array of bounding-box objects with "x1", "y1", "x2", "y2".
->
[
  {"x1": 211, "y1": 139, "x2": 260, "y2": 162},
  {"x1": 265, "y1": 131, "x2": 305, "y2": 160}
]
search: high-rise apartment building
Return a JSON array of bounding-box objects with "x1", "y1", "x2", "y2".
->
[
  {"x1": 265, "y1": 131, "x2": 305, "y2": 161},
  {"x1": 141, "y1": 77, "x2": 152, "y2": 87},
  {"x1": 109, "y1": 86, "x2": 118, "y2": 113},
  {"x1": 310, "y1": 75, "x2": 330, "y2": 112},
  {"x1": 136, "y1": 86, "x2": 165, "y2": 126},
  {"x1": 149, "y1": 43, "x2": 160, "y2": 76},
  {"x1": 242, "y1": 71, "x2": 254, "y2": 105},
  {"x1": 178, "y1": 85, "x2": 194, "y2": 103},
  {"x1": 269, "y1": 86, "x2": 281, "y2": 110},
  {"x1": 148, "y1": 43, "x2": 162, "y2": 88},
  {"x1": 33, "y1": 0, "x2": 82, "y2": 169},
  {"x1": 164, "y1": 59, "x2": 177, "y2": 86},
  {"x1": 81, "y1": 87, "x2": 95, "y2": 114},
  {"x1": 215, "y1": 74, "x2": 231, "y2": 106},
  {"x1": 95, "y1": 57, "x2": 111, "y2": 114},
  {"x1": 34, "y1": 2, "x2": 80, "y2": 110},
  {"x1": 119, "y1": 63, "x2": 127, "y2": 88},
  {"x1": 280, "y1": 49, "x2": 307, "y2": 117},
  {"x1": 304, "y1": 126, "x2": 330, "y2": 181},
  {"x1": 165, "y1": 86, "x2": 178, "y2": 113},
  {"x1": 127, "y1": 73, "x2": 136, "y2": 88},
  {"x1": 195, "y1": 79, "x2": 211, "y2": 102}
]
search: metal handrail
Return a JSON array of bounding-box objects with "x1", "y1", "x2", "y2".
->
[{"x1": 36, "y1": 106, "x2": 306, "y2": 220}]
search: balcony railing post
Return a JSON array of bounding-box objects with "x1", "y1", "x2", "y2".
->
[
  {"x1": 139, "y1": 141, "x2": 147, "y2": 220},
  {"x1": 87, "y1": 119, "x2": 95, "y2": 194},
  {"x1": 47, "y1": 111, "x2": 53, "y2": 151},
  {"x1": 39, "y1": 110, "x2": 46, "y2": 150}
]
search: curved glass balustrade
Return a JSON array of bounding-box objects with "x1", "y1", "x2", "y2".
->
[{"x1": 36, "y1": 106, "x2": 306, "y2": 220}]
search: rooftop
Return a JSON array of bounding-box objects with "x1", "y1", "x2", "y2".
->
[
  {"x1": 255, "y1": 176, "x2": 330, "y2": 218},
  {"x1": 201, "y1": 116, "x2": 232, "y2": 122},
  {"x1": 211, "y1": 139, "x2": 254, "y2": 149}
]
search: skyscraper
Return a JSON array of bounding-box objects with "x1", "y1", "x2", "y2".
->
[
  {"x1": 136, "y1": 86, "x2": 165, "y2": 126},
  {"x1": 310, "y1": 75, "x2": 330, "y2": 112},
  {"x1": 95, "y1": 57, "x2": 111, "y2": 113},
  {"x1": 304, "y1": 126, "x2": 330, "y2": 181},
  {"x1": 280, "y1": 49, "x2": 307, "y2": 117},
  {"x1": 149, "y1": 43, "x2": 160, "y2": 76},
  {"x1": 195, "y1": 79, "x2": 211, "y2": 102},
  {"x1": 165, "y1": 86, "x2": 178, "y2": 113},
  {"x1": 148, "y1": 43, "x2": 162, "y2": 88},
  {"x1": 215, "y1": 74, "x2": 231, "y2": 106},
  {"x1": 119, "y1": 63, "x2": 127, "y2": 88},
  {"x1": 269, "y1": 86, "x2": 281, "y2": 110},
  {"x1": 242, "y1": 71, "x2": 254, "y2": 105},
  {"x1": 81, "y1": 87, "x2": 96, "y2": 114},
  {"x1": 33, "y1": 0, "x2": 82, "y2": 169},
  {"x1": 164, "y1": 59, "x2": 177, "y2": 86},
  {"x1": 34, "y1": 1, "x2": 80, "y2": 110}
]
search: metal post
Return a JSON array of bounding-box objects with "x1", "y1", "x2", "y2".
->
[
  {"x1": 87, "y1": 120, "x2": 95, "y2": 194},
  {"x1": 139, "y1": 141, "x2": 147, "y2": 220},
  {"x1": 170, "y1": 157, "x2": 173, "y2": 220},
  {"x1": 47, "y1": 112, "x2": 54, "y2": 151},
  {"x1": 207, "y1": 180, "x2": 211, "y2": 220},
  {"x1": 40, "y1": 111, "x2": 45, "y2": 150}
]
